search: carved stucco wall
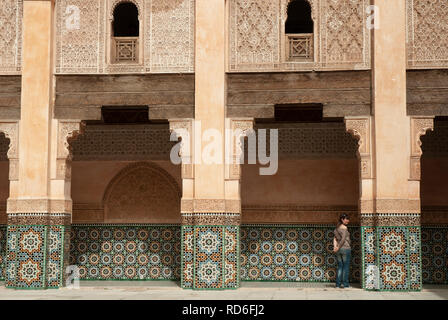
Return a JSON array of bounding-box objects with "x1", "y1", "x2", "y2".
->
[
  {"x1": 0, "y1": 0, "x2": 22, "y2": 74},
  {"x1": 2, "y1": 0, "x2": 448, "y2": 75},
  {"x1": 55, "y1": 0, "x2": 194, "y2": 74},
  {"x1": 407, "y1": 0, "x2": 448, "y2": 69},
  {"x1": 69, "y1": 123, "x2": 359, "y2": 161},
  {"x1": 229, "y1": 0, "x2": 371, "y2": 72},
  {"x1": 103, "y1": 162, "x2": 181, "y2": 223}
]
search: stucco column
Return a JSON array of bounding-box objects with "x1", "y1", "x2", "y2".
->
[
  {"x1": 363, "y1": 0, "x2": 422, "y2": 291},
  {"x1": 4, "y1": 0, "x2": 73, "y2": 289},
  {"x1": 171, "y1": 0, "x2": 241, "y2": 290}
]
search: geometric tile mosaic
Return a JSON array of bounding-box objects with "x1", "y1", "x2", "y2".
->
[
  {"x1": 0, "y1": 225, "x2": 6, "y2": 281},
  {"x1": 362, "y1": 226, "x2": 422, "y2": 291},
  {"x1": 5, "y1": 225, "x2": 68, "y2": 289},
  {"x1": 240, "y1": 225, "x2": 362, "y2": 283},
  {"x1": 182, "y1": 225, "x2": 239, "y2": 289},
  {"x1": 421, "y1": 227, "x2": 448, "y2": 284},
  {"x1": 0, "y1": 224, "x2": 445, "y2": 288},
  {"x1": 70, "y1": 225, "x2": 181, "y2": 281}
]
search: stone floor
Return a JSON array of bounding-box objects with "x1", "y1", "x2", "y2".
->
[{"x1": 0, "y1": 281, "x2": 447, "y2": 300}]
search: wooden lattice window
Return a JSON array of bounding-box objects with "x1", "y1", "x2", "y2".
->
[
  {"x1": 112, "y1": 2, "x2": 139, "y2": 64},
  {"x1": 285, "y1": 0, "x2": 314, "y2": 61}
]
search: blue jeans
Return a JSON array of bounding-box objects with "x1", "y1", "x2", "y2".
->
[{"x1": 336, "y1": 248, "x2": 351, "y2": 288}]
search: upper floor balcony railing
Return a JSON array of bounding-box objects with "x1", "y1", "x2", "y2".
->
[
  {"x1": 112, "y1": 37, "x2": 139, "y2": 64},
  {"x1": 287, "y1": 33, "x2": 313, "y2": 61}
]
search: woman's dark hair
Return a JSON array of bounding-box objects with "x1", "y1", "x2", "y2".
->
[{"x1": 337, "y1": 213, "x2": 350, "y2": 227}]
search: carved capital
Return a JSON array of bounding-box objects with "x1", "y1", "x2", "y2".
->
[
  {"x1": 57, "y1": 120, "x2": 85, "y2": 161},
  {"x1": 410, "y1": 116, "x2": 434, "y2": 181},
  {"x1": 0, "y1": 121, "x2": 19, "y2": 160},
  {"x1": 56, "y1": 120, "x2": 84, "y2": 181},
  {"x1": 345, "y1": 117, "x2": 372, "y2": 179},
  {"x1": 0, "y1": 121, "x2": 20, "y2": 181},
  {"x1": 169, "y1": 118, "x2": 194, "y2": 179},
  {"x1": 228, "y1": 118, "x2": 254, "y2": 180}
]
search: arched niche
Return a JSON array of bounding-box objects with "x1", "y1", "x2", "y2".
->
[{"x1": 103, "y1": 162, "x2": 181, "y2": 223}]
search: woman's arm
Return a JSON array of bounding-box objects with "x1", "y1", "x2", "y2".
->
[{"x1": 333, "y1": 235, "x2": 338, "y2": 252}]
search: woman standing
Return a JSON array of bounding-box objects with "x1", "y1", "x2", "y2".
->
[{"x1": 333, "y1": 213, "x2": 351, "y2": 288}]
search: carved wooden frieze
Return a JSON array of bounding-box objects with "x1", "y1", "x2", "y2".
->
[{"x1": 0, "y1": 0, "x2": 22, "y2": 74}]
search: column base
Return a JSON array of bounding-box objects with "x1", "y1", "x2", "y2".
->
[
  {"x1": 361, "y1": 214, "x2": 422, "y2": 291},
  {"x1": 181, "y1": 216, "x2": 240, "y2": 289},
  {"x1": 5, "y1": 213, "x2": 71, "y2": 289}
]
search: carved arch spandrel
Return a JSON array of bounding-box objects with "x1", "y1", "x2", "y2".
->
[
  {"x1": 0, "y1": 121, "x2": 19, "y2": 181},
  {"x1": 410, "y1": 116, "x2": 434, "y2": 181},
  {"x1": 102, "y1": 161, "x2": 181, "y2": 223},
  {"x1": 344, "y1": 117, "x2": 372, "y2": 180}
]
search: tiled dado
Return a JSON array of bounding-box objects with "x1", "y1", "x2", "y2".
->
[
  {"x1": 182, "y1": 226, "x2": 239, "y2": 289},
  {"x1": 0, "y1": 224, "x2": 446, "y2": 287},
  {"x1": 421, "y1": 227, "x2": 448, "y2": 284},
  {"x1": 0, "y1": 226, "x2": 6, "y2": 280},
  {"x1": 70, "y1": 225, "x2": 181, "y2": 281},
  {"x1": 240, "y1": 225, "x2": 362, "y2": 282},
  {"x1": 5, "y1": 224, "x2": 70, "y2": 289},
  {"x1": 362, "y1": 226, "x2": 422, "y2": 291}
]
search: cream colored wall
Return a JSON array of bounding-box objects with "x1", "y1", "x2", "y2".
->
[{"x1": 242, "y1": 159, "x2": 358, "y2": 206}]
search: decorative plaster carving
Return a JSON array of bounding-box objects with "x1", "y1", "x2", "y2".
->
[
  {"x1": 410, "y1": 117, "x2": 434, "y2": 181},
  {"x1": 229, "y1": 118, "x2": 254, "y2": 180},
  {"x1": 345, "y1": 117, "x2": 372, "y2": 179},
  {"x1": 0, "y1": 121, "x2": 19, "y2": 181},
  {"x1": 149, "y1": 0, "x2": 195, "y2": 73},
  {"x1": 70, "y1": 122, "x2": 358, "y2": 161},
  {"x1": 7, "y1": 213, "x2": 71, "y2": 226},
  {"x1": 229, "y1": 0, "x2": 370, "y2": 72},
  {"x1": 320, "y1": 0, "x2": 368, "y2": 68},
  {"x1": 229, "y1": 0, "x2": 280, "y2": 71},
  {"x1": 55, "y1": 0, "x2": 194, "y2": 74},
  {"x1": 55, "y1": 0, "x2": 102, "y2": 74},
  {"x1": 58, "y1": 120, "x2": 85, "y2": 161},
  {"x1": 360, "y1": 213, "x2": 421, "y2": 227},
  {"x1": 102, "y1": 162, "x2": 181, "y2": 223},
  {"x1": 6, "y1": 199, "x2": 73, "y2": 215},
  {"x1": 181, "y1": 212, "x2": 241, "y2": 226},
  {"x1": 407, "y1": 0, "x2": 448, "y2": 68},
  {"x1": 169, "y1": 119, "x2": 193, "y2": 179},
  {"x1": 181, "y1": 199, "x2": 241, "y2": 215},
  {"x1": 57, "y1": 120, "x2": 85, "y2": 181},
  {"x1": 0, "y1": 0, "x2": 22, "y2": 74},
  {"x1": 71, "y1": 124, "x2": 175, "y2": 161}
]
